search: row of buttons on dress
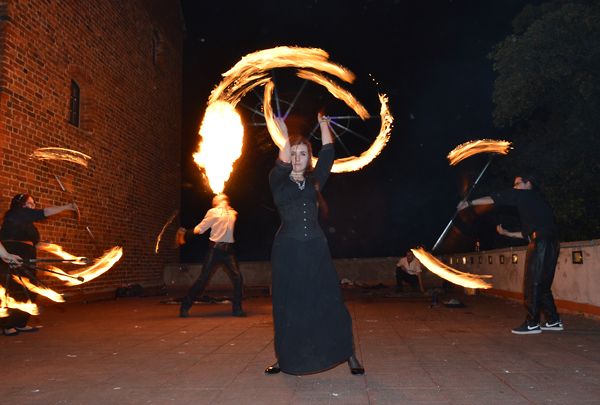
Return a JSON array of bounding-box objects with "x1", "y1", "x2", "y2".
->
[{"x1": 304, "y1": 202, "x2": 307, "y2": 237}]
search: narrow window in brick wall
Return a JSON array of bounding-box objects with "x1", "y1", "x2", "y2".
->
[
  {"x1": 69, "y1": 79, "x2": 80, "y2": 127},
  {"x1": 153, "y1": 29, "x2": 165, "y2": 69}
]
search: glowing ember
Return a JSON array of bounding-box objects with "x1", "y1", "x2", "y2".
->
[
  {"x1": 31, "y1": 147, "x2": 92, "y2": 167},
  {"x1": 38, "y1": 244, "x2": 88, "y2": 264},
  {"x1": 12, "y1": 276, "x2": 65, "y2": 303},
  {"x1": 193, "y1": 101, "x2": 244, "y2": 194},
  {"x1": 412, "y1": 247, "x2": 492, "y2": 289},
  {"x1": 447, "y1": 140, "x2": 512, "y2": 166},
  {"x1": 47, "y1": 247, "x2": 123, "y2": 286},
  {"x1": 155, "y1": 209, "x2": 180, "y2": 253}
]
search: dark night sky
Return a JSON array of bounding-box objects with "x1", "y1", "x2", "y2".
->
[{"x1": 177, "y1": 0, "x2": 542, "y2": 263}]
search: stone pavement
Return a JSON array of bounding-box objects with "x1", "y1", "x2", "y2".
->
[{"x1": 2, "y1": 286, "x2": 600, "y2": 404}]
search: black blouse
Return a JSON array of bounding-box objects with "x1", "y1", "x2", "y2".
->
[
  {"x1": 269, "y1": 144, "x2": 334, "y2": 241},
  {"x1": 0, "y1": 208, "x2": 46, "y2": 245}
]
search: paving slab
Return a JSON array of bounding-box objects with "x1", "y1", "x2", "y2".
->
[{"x1": 1, "y1": 287, "x2": 600, "y2": 404}]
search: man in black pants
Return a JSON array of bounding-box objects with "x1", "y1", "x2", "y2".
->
[
  {"x1": 178, "y1": 194, "x2": 246, "y2": 318},
  {"x1": 457, "y1": 174, "x2": 562, "y2": 334}
]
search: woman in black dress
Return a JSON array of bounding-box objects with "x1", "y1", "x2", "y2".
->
[
  {"x1": 266, "y1": 113, "x2": 364, "y2": 375},
  {"x1": 0, "y1": 194, "x2": 76, "y2": 336}
]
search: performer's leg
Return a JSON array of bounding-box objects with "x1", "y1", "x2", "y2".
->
[
  {"x1": 180, "y1": 248, "x2": 219, "y2": 317},
  {"x1": 221, "y1": 250, "x2": 245, "y2": 317},
  {"x1": 540, "y1": 237, "x2": 560, "y2": 323},
  {"x1": 523, "y1": 241, "x2": 543, "y2": 325},
  {"x1": 395, "y1": 267, "x2": 403, "y2": 292}
]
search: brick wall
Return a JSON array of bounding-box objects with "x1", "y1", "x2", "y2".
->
[{"x1": 0, "y1": 0, "x2": 183, "y2": 294}]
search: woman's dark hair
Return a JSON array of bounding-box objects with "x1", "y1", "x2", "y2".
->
[
  {"x1": 289, "y1": 135, "x2": 328, "y2": 217},
  {"x1": 5, "y1": 193, "x2": 34, "y2": 217}
]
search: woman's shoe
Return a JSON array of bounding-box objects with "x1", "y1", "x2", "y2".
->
[
  {"x1": 348, "y1": 355, "x2": 365, "y2": 375},
  {"x1": 3, "y1": 328, "x2": 19, "y2": 336},
  {"x1": 15, "y1": 326, "x2": 39, "y2": 332},
  {"x1": 265, "y1": 363, "x2": 281, "y2": 374}
]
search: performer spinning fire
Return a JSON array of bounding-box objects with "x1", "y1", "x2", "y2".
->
[
  {"x1": 457, "y1": 174, "x2": 563, "y2": 334},
  {"x1": 0, "y1": 194, "x2": 77, "y2": 336},
  {"x1": 178, "y1": 194, "x2": 246, "y2": 318},
  {"x1": 265, "y1": 113, "x2": 364, "y2": 376}
]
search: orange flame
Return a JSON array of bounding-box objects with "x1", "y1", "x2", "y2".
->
[
  {"x1": 46, "y1": 247, "x2": 123, "y2": 286},
  {"x1": 38, "y1": 243, "x2": 88, "y2": 264},
  {"x1": 447, "y1": 140, "x2": 512, "y2": 166},
  {"x1": 0, "y1": 285, "x2": 40, "y2": 316},
  {"x1": 31, "y1": 147, "x2": 92, "y2": 167},
  {"x1": 412, "y1": 247, "x2": 492, "y2": 289},
  {"x1": 12, "y1": 276, "x2": 65, "y2": 303},
  {"x1": 155, "y1": 209, "x2": 179, "y2": 253},
  {"x1": 209, "y1": 46, "x2": 355, "y2": 107},
  {"x1": 264, "y1": 82, "x2": 393, "y2": 173},
  {"x1": 193, "y1": 101, "x2": 244, "y2": 194},
  {"x1": 296, "y1": 70, "x2": 370, "y2": 120}
]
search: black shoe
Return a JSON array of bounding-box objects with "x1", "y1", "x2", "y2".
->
[
  {"x1": 179, "y1": 305, "x2": 189, "y2": 318},
  {"x1": 232, "y1": 307, "x2": 247, "y2": 317},
  {"x1": 348, "y1": 355, "x2": 365, "y2": 375},
  {"x1": 265, "y1": 364, "x2": 281, "y2": 374},
  {"x1": 541, "y1": 320, "x2": 564, "y2": 331},
  {"x1": 15, "y1": 326, "x2": 39, "y2": 333},
  {"x1": 512, "y1": 321, "x2": 541, "y2": 334}
]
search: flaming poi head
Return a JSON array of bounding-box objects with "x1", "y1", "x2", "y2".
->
[
  {"x1": 447, "y1": 140, "x2": 512, "y2": 166},
  {"x1": 31, "y1": 147, "x2": 92, "y2": 167},
  {"x1": 412, "y1": 247, "x2": 492, "y2": 289}
]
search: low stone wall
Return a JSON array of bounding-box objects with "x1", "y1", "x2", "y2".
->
[
  {"x1": 441, "y1": 239, "x2": 600, "y2": 316},
  {"x1": 163, "y1": 257, "x2": 445, "y2": 289}
]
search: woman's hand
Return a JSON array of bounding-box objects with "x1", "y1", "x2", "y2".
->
[
  {"x1": 0, "y1": 252, "x2": 22, "y2": 268},
  {"x1": 275, "y1": 117, "x2": 289, "y2": 140}
]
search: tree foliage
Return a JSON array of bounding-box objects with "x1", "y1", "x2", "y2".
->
[{"x1": 487, "y1": 0, "x2": 600, "y2": 242}]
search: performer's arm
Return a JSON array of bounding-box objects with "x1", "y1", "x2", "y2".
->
[
  {"x1": 43, "y1": 203, "x2": 77, "y2": 217},
  {"x1": 275, "y1": 117, "x2": 291, "y2": 163},
  {"x1": 0, "y1": 243, "x2": 22, "y2": 267},
  {"x1": 417, "y1": 272, "x2": 425, "y2": 293},
  {"x1": 318, "y1": 112, "x2": 332, "y2": 146},
  {"x1": 457, "y1": 196, "x2": 494, "y2": 211},
  {"x1": 194, "y1": 210, "x2": 215, "y2": 235},
  {"x1": 496, "y1": 224, "x2": 524, "y2": 239}
]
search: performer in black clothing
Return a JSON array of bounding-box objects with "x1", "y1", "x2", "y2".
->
[
  {"x1": 0, "y1": 194, "x2": 77, "y2": 336},
  {"x1": 265, "y1": 113, "x2": 364, "y2": 375},
  {"x1": 178, "y1": 194, "x2": 246, "y2": 318},
  {"x1": 457, "y1": 174, "x2": 563, "y2": 334}
]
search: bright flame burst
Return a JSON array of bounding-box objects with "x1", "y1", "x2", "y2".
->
[
  {"x1": 447, "y1": 140, "x2": 512, "y2": 166},
  {"x1": 412, "y1": 247, "x2": 492, "y2": 289},
  {"x1": 193, "y1": 101, "x2": 244, "y2": 194},
  {"x1": 38, "y1": 243, "x2": 88, "y2": 264},
  {"x1": 31, "y1": 147, "x2": 92, "y2": 167}
]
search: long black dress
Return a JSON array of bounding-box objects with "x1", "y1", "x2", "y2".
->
[
  {"x1": 0, "y1": 208, "x2": 46, "y2": 329},
  {"x1": 269, "y1": 144, "x2": 354, "y2": 375}
]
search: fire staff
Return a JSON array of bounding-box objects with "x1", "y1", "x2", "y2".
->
[
  {"x1": 178, "y1": 194, "x2": 246, "y2": 318},
  {"x1": 0, "y1": 194, "x2": 77, "y2": 337},
  {"x1": 457, "y1": 174, "x2": 563, "y2": 335}
]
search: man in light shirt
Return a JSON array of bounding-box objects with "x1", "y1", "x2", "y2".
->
[
  {"x1": 179, "y1": 194, "x2": 246, "y2": 317},
  {"x1": 396, "y1": 250, "x2": 425, "y2": 293}
]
